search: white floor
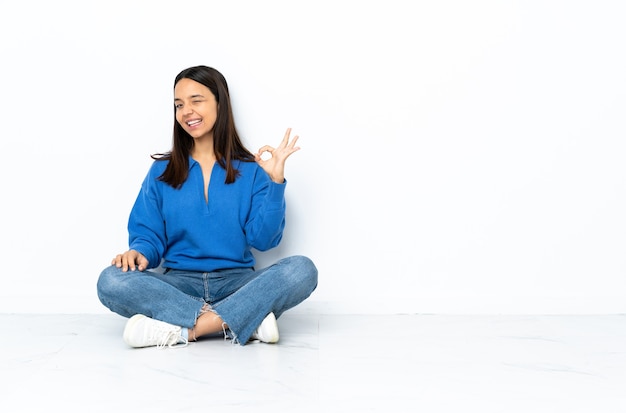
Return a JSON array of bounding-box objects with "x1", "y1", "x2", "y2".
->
[{"x1": 1, "y1": 312, "x2": 626, "y2": 412}]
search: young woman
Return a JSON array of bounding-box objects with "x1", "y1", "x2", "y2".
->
[{"x1": 97, "y1": 65, "x2": 318, "y2": 348}]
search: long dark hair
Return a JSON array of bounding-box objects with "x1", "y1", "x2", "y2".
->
[{"x1": 151, "y1": 65, "x2": 255, "y2": 187}]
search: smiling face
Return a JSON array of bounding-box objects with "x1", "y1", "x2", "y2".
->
[{"x1": 174, "y1": 78, "x2": 218, "y2": 141}]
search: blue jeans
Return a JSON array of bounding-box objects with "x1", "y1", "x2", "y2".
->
[{"x1": 97, "y1": 255, "x2": 318, "y2": 345}]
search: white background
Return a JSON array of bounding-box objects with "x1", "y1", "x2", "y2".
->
[{"x1": 0, "y1": 0, "x2": 624, "y2": 314}]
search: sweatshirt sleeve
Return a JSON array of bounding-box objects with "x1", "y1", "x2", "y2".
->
[
  {"x1": 127, "y1": 164, "x2": 167, "y2": 269},
  {"x1": 245, "y1": 167, "x2": 287, "y2": 251}
]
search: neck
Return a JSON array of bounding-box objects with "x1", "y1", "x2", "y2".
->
[{"x1": 191, "y1": 137, "x2": 215, "y2": 160}]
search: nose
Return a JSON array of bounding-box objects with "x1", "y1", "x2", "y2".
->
[{"x1": 181, "y1": 105, "x2": 194, "y2": 116}]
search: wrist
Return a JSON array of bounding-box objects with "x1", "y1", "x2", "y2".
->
[{"x1": 270, "y1": 174, "x2": 285, "y2": 184}]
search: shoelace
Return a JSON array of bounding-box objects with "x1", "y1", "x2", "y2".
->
[{"x1": 151, "y1": 327, "x2": 188, "y2": 349}]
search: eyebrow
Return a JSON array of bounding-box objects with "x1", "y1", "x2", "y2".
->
[{"x1": 174, "y1": 94, "x2": 205, "y2": 101}]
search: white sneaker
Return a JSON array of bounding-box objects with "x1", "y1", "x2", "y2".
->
[
  {"x1": 251, "y1": 312, "x2": 279, "y2": 343},
  {"x1": 123, "y1": 314, "x2": 188, "y2": 349}
]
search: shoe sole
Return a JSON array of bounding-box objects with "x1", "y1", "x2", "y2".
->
[{"x1": 257, "y1": 312, "x2": 279, "y2": 343}]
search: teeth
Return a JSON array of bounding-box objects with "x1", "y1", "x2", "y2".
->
[{"x1": 187, "y1": 120, "x2": 201, "y2": 126}]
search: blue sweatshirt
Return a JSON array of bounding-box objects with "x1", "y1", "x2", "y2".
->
[{"x1": 127, "y1": 157, "x2": 286, "y2": 271}]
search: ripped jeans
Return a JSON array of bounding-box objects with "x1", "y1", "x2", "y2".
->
[{"x1": 96, "y1": 255, "x2": 318, "y2": 345}]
